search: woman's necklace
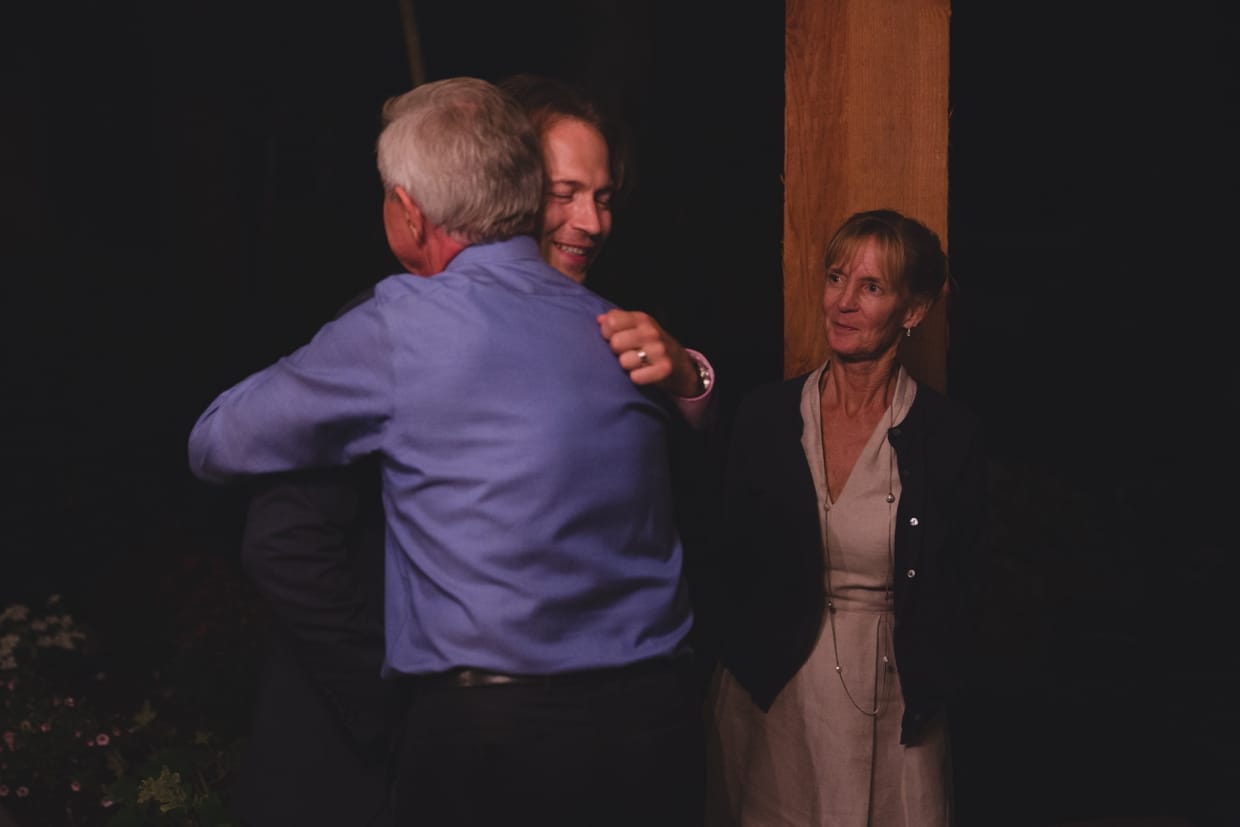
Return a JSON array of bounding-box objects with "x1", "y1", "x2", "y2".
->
[{"x1": 820, "y1": 369, "x2": 898, "y2": 718}]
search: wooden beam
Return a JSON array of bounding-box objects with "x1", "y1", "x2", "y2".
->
[
  {"x1": 399, "y1": 0, "x2": 428, "y2": 88},
  {"x1": 784, "y1": 0, "x2": 951, "y2": 391}
]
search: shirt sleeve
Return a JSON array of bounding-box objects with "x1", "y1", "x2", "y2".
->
[
  {"x1": 187, "y1": 301, "x2": 394, "y2": 484},
  {"x1": 670, "y1": 348, "x2": 716, "y2": 430}
]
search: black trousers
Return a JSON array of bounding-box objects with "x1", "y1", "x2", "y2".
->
[{"x1": 392, "y1": 659, "x2": 706, "y2": 826}]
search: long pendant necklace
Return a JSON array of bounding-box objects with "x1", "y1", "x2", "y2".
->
[{"x1": 820, "y1": 371, "x2": 898, "y2": 718}]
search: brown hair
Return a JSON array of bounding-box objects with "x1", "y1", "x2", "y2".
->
[
  {"x1": 498, "y1": 73, "x2": 630, "y2": 204},
  {"x1": 824, "y1": 209, "x2": 949, "y2": 304}
]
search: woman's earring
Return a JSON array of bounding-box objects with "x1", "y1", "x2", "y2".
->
[{"x1": 904, "y1": 326, "x2": 914, "y2": 338}]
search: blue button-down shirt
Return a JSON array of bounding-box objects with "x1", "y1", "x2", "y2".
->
[{"x1": 188, "y1": 236, "x2": 693, "y2": 677}]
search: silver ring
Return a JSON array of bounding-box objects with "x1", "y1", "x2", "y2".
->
[{"x1": 636, "y1": 349, "x2": 649, "y2": 367}]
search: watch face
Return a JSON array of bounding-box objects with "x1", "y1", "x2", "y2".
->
[{"x1": 696, "y1": 360, "x2": 711, "y2": 392}]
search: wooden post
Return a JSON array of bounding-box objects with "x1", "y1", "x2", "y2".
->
[
  {"x1": 784, "y1": 0, "x2": 951, "y2": 391},
  {"x1": 399, "y1": 0, "x2": 428, "y2": 88}
]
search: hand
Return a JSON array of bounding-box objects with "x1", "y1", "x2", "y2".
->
[{"x1": 597, "y1": 308, "x2": 702, "y2": 397}]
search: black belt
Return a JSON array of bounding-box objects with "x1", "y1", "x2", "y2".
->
[{"x1": 405, "y1": 655, "x2": 686, "y2": 690}]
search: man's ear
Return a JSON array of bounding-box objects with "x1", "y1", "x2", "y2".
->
[{"x1": 393, "y1": 186, "x2": 424, "y2": 243}]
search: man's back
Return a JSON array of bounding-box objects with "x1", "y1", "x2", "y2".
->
[
  {"x1": 189, "y1": 236, "x2": 693, "y2": 677},
  {"x1": 365, "y1": 237, "x2": 693, "y2": 675}
]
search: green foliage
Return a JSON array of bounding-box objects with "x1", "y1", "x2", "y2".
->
[{"x1": 0, "y1": 582, "x2": 260, "y2": 827}]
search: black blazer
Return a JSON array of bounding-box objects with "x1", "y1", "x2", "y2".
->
[
  {"x1": 230, "y1": 286, "x2": 400, "y2": 827},
  {"x1": 715, "y1": 371, "x2": 988, "y2": 745},
  {"x1": 233, "y1": 460, "x2": 399, "y2": 827}
]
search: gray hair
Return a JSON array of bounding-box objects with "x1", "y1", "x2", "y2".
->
[{"x1": 376, "y1": 77, "x2": 543, "y2": 244}]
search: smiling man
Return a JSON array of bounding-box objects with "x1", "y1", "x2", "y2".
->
[
  {"x1": 538, "y1": 115, "x2": 614, "y2": 281},
  {"x1": 503, "y1": 72, "x2": 715, "y2": 409}
]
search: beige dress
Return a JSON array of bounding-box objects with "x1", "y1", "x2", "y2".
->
[{"x1": 707, "y1": 363, "x2": 952, "y2": 827}]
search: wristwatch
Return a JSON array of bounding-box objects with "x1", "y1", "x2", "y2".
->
[{"x1": 691, "y1": 355, "x2": 712, "y2": 396}]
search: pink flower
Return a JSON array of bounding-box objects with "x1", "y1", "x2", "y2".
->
[
  {"x1": 2, "y1": 732, "x2": 15, "y2": 749},
  {"x1": 16, "y1": 786, "x2": 28, "y2": 798},
  {"x1": 74, "y1": 730, "x2": 82, "y2": 738},
  {"x1": 94, "y1": 733, "x2": 110, "y2": 747},
  {"x1": 0, "y1": 785, "x2": 8, "y2": 797},
  {"x1": 63, "y1": 697, "x2": 75, "y2": 708},
  {"x1": 70, "y1": 780, "x2": 81, "y2": 792},
  {"x1": 101, "y1": 797, "x2": 114, "y2": 808},
  {"x1": 40, "y1": 722, "x2": 51, "y2": 733}
]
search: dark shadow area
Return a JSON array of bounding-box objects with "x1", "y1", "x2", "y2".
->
[
  {"x1": 948, "y1": 2, "x2": 1239, "y2": 825},
  {"x1": 2, "y1": 0, "x2": 784, "y2": 603}
]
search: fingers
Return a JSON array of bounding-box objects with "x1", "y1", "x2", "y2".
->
[
  {"x1": 597, "y1": 310, "x2": 671, "y2": 357},
  {"x1": 597, "y1": 309, "x2": 654, "y2": 351},
  {"x1": 619, "y1": 342, "x2": 673, "y2": 386},
  {"x1": 597, "y1": 308, "x2": 698, "y2": 393},
  {"x1": 599, "y1": 310, "x2": 672, "y2": 386}
]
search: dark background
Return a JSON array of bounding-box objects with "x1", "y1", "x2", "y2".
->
[{"x1": 2, "y1": 1, "x2": 1237, "y2": 824}]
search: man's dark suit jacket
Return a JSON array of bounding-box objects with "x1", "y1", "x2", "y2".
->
[
  {"x1": 233, "y1": 459, "x2": 399, "y2": 827},
  {"x1": 230, "y1": 285, "x2": 400, "y2": 827}
]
